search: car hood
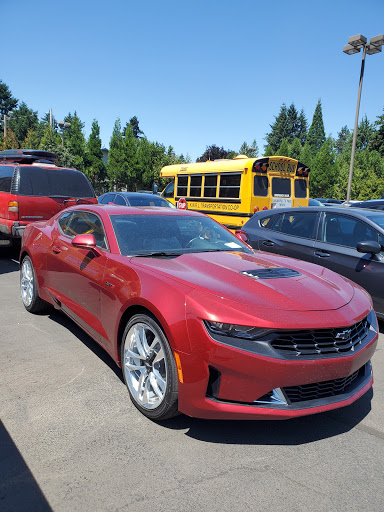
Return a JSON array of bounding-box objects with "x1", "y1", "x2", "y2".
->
[{"x1": 132, "y1": 251, "x2": 355, "y2": 311}]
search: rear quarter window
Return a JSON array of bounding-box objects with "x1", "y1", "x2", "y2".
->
[{"x1": 0, "y1": 166, "x2": 14, "y2": 193}]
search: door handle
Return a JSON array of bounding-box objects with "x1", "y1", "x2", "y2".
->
[
  {"x1": 52, "y1": 245, "x2": 62, "y2": 254},
  {"x1": 262, "y1": 240, "x2": 275, "y2": 247},
  {"x1": 314, "y1": 251, "x2": 330, "y2": 258}
]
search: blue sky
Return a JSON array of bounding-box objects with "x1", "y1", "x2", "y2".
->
[{"x1": 2, "y1": 0, "x2": 384, "y2": 160}]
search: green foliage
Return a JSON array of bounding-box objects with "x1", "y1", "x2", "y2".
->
[
  {"x1": 263, "y1": 146, "x2": 274, "y2": 157},
  {"x1": 334, "y1": 125, "x2": 351, "y2": 156},
  {"x1": 2, "y1": 128, "x2": 18, "y2": 150},
  {"x1": 22, "y1": 128, "x2": 40, "y2": 149},
  {"x1": 310, "y1": 137, "x2": 336, "y2": 197},
  {"x1": 297, "y1": 109, "x2": 308, "y2": 146},
  {"x1": 307, "y1": 100, "x2": 325, "y2": 153},
  {"x1": 123, "y1": 124, "x2": 139, "y2": 189},
  {"x1": 289, "y1": 138, "x2": 302, "y2": 160},
  {"x1": 370, "y1": 107, "x2": 384, "y2": 156},
  {"x1": 356, "y1": 115, "x2": 374, "y2": 151},
  {"x1": 239, "y1": 139, "x2": 259, "y2": 157},
  {"x1": 8, "y1": 102, "x2": 39, "y2": 146},
  {"x1": 0, "y1": 80, "x2": 18, "y2": 117},
  {"x1": 64, "y1": 112, "x2": 86, "y2": 171},
  {"x1": 39, "y1": 125, "x2": 61, "y2": 150},
  {"x1": 265, "y1": 104, "x2": 289, "y2": 152},
  {"x1": 126, "y1": 116, "x2": 144, "y2": 139},
  {"x1": 196, "y1": 145, "x2": 233, "y2": 162},
  {"x1": 277, "y1": 138, "x2": 289, "y2": 156},
  {"x1": 299, "y1": 142, "x2": 313, "y2": 170},
  {"x1": 107, "y1": 119, "x2": 126, "y2": 190},
  {"x1": 86, "y1": 120, "x2": 107, "y2": 194}
]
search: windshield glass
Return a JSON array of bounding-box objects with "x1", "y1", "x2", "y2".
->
[
  {"x1": 110, "y1": 214, "x2": 251, "y2": 256},
  {"x1": 19, "y1": 167, "x2": 95, "y2": 198},
  {"x1": 366, "y1": 214, "x2": 384, "y2": 230},
  {"x1": 127, "y1": 195, "x2": 174, "y2": 207}
]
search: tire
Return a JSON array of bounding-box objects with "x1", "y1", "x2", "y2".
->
[
  {"x1": 121, "y1": 313, "x2": 179, "y2": 420},
  {"x1": 20, "y1": 256, "x2": 50, "y2": 314}
]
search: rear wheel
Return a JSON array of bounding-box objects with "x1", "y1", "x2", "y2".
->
[
  {"x1": 121, "y1": 313, "x2": 178, "y2": 420},
  {"x1": 20, "y1": 256, "x2": 50, "y2": 314}
]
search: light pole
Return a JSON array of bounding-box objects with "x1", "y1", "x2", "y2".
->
[
  {"x1": 58, "y1": 121, "x2": 71, "y2": 146},
  {"x1": 343, "y1": 34, "x2": 384, "y2": 203},
  {"x1": 2, "y1": 111, "x2": 14, "y2": 138}
]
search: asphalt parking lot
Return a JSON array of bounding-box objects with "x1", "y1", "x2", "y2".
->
[{"x1": 1, "y1": 247, "x2": 384, "y2": 512}]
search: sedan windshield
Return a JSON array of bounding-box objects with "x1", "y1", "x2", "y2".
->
[{"x1": 110, "y1": 214, "x2": 251, "y2": 256}]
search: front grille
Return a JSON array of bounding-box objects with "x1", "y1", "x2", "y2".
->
[
  {"x1": 283, "y1": 367, "x2": 363, "y2": 403},
  {"x1": 270, "y1": 316, "x2": 369, "y2": 357}
]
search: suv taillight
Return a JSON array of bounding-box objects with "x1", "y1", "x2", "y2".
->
[{"x1": 8, "y1": 201, "x2": 19, "y2": 220}]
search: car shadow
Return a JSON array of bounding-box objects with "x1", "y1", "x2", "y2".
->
[
  {"x1": 158, "y1": 388, "x2": 374, "y2": 446},
  {"x1": 0, "y1": 421, "x2": 53, "y2": 511},
  {"x1": 0, "y1": 247, "x2": 20, "y2": 274},
  {"x1": 47, "y1": 309, "x2": 124, "y2": 383}
]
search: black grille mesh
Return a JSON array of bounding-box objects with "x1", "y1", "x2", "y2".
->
[
  {"x1": 270, "y1": 316, "x2": 369, "y2": 357},
  {"x1": 240, "y1": 268, "x2": 301, "y2": 279}
]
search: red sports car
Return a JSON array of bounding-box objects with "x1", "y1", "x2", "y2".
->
[{"x1": 20, "y1": 205, "x2": 378, "y2": 421}]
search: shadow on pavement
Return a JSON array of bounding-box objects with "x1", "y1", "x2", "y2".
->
[
  {"x1": 159, "y1": 388, "x2": 373, "y2": 446},
  {"x1": 0, "y1": 247, "x2": 19, "y2": 275},
  {"x1": 0, "y1": 421, "x2": 52, "y2": 512}
]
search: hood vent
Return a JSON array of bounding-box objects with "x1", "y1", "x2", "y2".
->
[{"x1": 240, "y1": 268, "x2": 301, "y2": 279}]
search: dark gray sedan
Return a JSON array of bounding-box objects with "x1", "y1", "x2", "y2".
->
[
  {"x1": 98, "y1": 191, "x2": 175, "y2": 208},
  {"x1": 237, "y1": 206, "x2": 384, "y2": 319}
]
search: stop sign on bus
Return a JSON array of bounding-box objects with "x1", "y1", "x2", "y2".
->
[{"x1": 177, "y1": 198, "x2": 187, "y2": 210}]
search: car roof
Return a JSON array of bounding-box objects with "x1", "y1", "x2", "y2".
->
[
  {"x1": 62, "y1": 203, "x2": 205, "y2": 218},
  {"x1": 100, "y1": 191, "x2": 159, "y2": 199},
  {"x1": 253, "y1": 205, "x2": 384, "y2": 219}
]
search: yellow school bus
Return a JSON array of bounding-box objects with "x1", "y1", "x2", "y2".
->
[{"x1": 160, "y1": 155, "x2": 310, "y2": 231}]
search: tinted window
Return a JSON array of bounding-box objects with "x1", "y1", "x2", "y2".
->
[
  {"x1": 204, "y1": 175, "x2": 217, "y2": 198},
  {"x1": 177, "y1": 175, "x2": 188, "y2": 197},
  {"x1": 189, "y1": 175, "x2": 202, "y2": 197},
  {"x1": 60, "y1": 211, "x2": 107, "y2": 249},
  {"x1": 379, "y1": 234, "x2": 384, "y2": 255},
  {"x1": 294, "y1": 179, "x2": 307, "y2": 198},
  {"x1": 99, "y1": 193, "x2": 115, "y2": 204},
  {"x1": 280, "y1": 212, "x2": 318, "y2": 238},
  {"x1": 272, "y1": 177, "x2": 291, "y2": 197},
  {"x1": 366, "y1": 214, "x2": 384, "y2": 230},
  {"x1": 322, "y1": 213, "x2": 378, "y2": 248},
  {"x1": 0, "y1": 165, "x2": 14, "y2": 193},
  {"x1": 219, "y1": 173, "x2": 241, "y2": 198},
  {"x1": 127, "y1": 196, "x2": 172, "y2": 207},
  {"x1": 254, "y1": 175, "x2": 268, "y2": 197},
  {"x1": 19, "y1": 167, "x2": 95, "y2": 198},
  {"x1": 114, "y1": 194, "x2": 127, "y2": 205},
  {"x1": 259, "y1": 214, "x2": 282, "y2": 231},
  {"x1": 162, "y1": 181, "x2": 174, "y2": 199}
]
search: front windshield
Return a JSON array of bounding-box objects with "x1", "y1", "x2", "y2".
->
[
  {"x1": 366, "y1": 214, "x2": 384, "y2": 230},
  {"x1": 110, "y1": 214, "x2": 252, "y2": 256}
]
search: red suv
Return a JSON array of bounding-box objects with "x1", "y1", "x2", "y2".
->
[{"x1": 0, "y1": 149, "x2": 97, "y2": 245}]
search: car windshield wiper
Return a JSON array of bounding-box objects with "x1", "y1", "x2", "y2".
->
[{"x1": 133, "y1": 251, "x2": 182, "y2": 258}]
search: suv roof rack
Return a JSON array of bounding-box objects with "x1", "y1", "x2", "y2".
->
[{"x1": 0, "y1": 149, "x2": 57, "y2": 164}]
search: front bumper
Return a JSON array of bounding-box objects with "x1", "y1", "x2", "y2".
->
[{"x1": 176, "y1": 317, "x2": 377, "y2": 420}]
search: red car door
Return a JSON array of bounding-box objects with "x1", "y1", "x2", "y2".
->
[{"x1": 45, "y1": 210, "x2": 109, "y2": 344}]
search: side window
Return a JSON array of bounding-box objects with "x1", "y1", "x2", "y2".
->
[
  {"x1": 379, "y1": 234, "x2": 384, "y2": 254},
  {"x1": 219, "y1": 173, "x2": 241, "y2": 198},
  {"x1": 203, "y1": 175, "x2": 217, "y2": 198},
  {"x1": 259, "y1": 214, "x2": 281, "y2": 231},
  {"x1": 177, "y1": 175, "x2": 188, "y2": 197},
  {"x1": 58, "y1": 212, "x2": 75, "y2": 235},
  {"x1": 189, "y1": 175, "x2": 202, "y2": 197},
  {"x1": 280, "y1": 212, "x2": 318, "y2": 238},
  {"x1": 62, "y1": 211, "x2": 107, "y2": 249},
  {"x1": 322, "y1": 214, "x2": 377, "y2": 248},
  {"x1": 99, "y1": 193, "x2": 115, "y2": 204},
  {"x1": 162, "y1": 181, "x2": 174, "y2": 199},
  {"x1": 0, "y1": 166, "x2": 14, "y2": 193},
  {"x1": 254, "y1": 175, "x2": 268, "y2": 197},
  {"x1": 114, "y1": 194, "x2": 126, "y2": 206}
]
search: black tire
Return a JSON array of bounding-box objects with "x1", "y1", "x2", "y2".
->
[
  {"x1": 20, "y1": 256, "x2": 50, "y2": 314},
  {"x1": 121, "y1": 313, "x2": 179, "y2": 420}
]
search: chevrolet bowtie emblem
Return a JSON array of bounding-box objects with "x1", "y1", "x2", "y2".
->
[{"x1": 335, "y1": 329, "x2": 351, "y2": 341}]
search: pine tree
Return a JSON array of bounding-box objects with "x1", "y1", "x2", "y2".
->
[
  {"x1": 287, "y1": 103, "x2": 299, "y2": 143},
  {"x1": 265, "y1": 104, "x2": 290, "y2": 152},
  {"x1": 64, "y1": 112, "x2": 86, "y2": 171},
  {"x1": 136, "y1": 137, "x2": 153, "y2": 189},
  {"x1": 310, "y1": 137, "x2": 336, "y2": 197},
  {"x1": 8, "y1": 102, "x2": 39, "y2": 146},
  {"x1": 107, "y1": 119, "x2": 125, "y2": 190},
  {"x1": 289, "y1": 138, "x2": 302, "y2": 160},
  {"x1": 239, "y1": 140, "x2": 258, "y2": 157},
  {"x1": 263, "y1": 146, "x2": 274, "y2": 157},
  {"x1": 356, "y1": 115, "x2": 374, "y2": 151},
  {"x1": 22, "y1": 128, "x2": 40, "y2": 149},
  {"x1": 39, "y1": 125, "x2": 61, "y2": 150},
  {"x1": 86, "y1": 120, "x2": 107, "y2": 194},
  {"x1": 370, "y1": 107, "x2": 384, "y2": 156},
  {"x1": 299, "y1": 142, "x2": 313, "y2": 169},
  {"x1": 297, "y1": 109, "x2": 308, "y2": 146},
  {"x1": 2, "y1": 128, "x2": 18, "y2": 150},
  {"x1": 277, "y1": 138, "x2": 289, "y2": 156},
  {"x1": 307, "y1": 100, "x2": 325, "y2": 153},
  {"x1": 123, "y1": 124, "x2": 138, "y2": 189},
  {"x1": 334, "y1": 126, "x2": 351, "y2": 155},
  {"x1": 0, "y1": 80, "x2": 18, "y2": 117}
]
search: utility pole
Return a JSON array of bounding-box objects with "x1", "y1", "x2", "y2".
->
[
  {"x1": 3, "y1": 115, "x2": 6, "y2": 138},
  {"x1": 49, "y1": 108, "x2": 53, "y2": 128}
]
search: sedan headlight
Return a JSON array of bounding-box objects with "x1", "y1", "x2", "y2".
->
[{"x1": 205, "y1": 321, "x2": 272, "y2": 340}]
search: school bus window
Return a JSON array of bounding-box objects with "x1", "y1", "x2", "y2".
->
[
  {"x1": 254, "y1": 175, "x2": 268, "y2": 197},
  {"x1": 219, "y1": 173, "x2": 241, "y2": 198},
  {"x1": 190, "y1": 175, "x2": 202, "y2": 197},
  {"x1": 204, "y1": 174, "x2": 217, "y2": 198},
  {"x1": 272, "y1": 177, "x2": 291, "y2": 197},
  {"x1": 295, "y1": 179, "x2": 307, "y2": 198},
  {"x1": 177, "y1": 175, "x2": 188, "y2": 197}
]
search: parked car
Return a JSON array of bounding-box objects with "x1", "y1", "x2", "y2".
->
[
  {"x1": 0, "y1": 149, "x2": 97, "y2": 244},
  {"x1": 308, "y1": 198, "x2": 323, "y2": 206},
  {"x1": 237, "y1": 206, "x2": 384, "y2": 319},
  {"x1": 350, "y1": 199, "x2": 384, "y2": 211},
  {"x1": 20, "y1": 204, "x2": 377, "y2": 421},
  {"x1": 98, "y1": 191, "x2": 175, "y2": 208},
  {"x1": 315, "y1": 198, "x2": 343, "y2": 205}
]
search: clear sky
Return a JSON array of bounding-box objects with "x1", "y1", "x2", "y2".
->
[{"x1": 2, "y1": 0, "x2": 384, "y2": 161}]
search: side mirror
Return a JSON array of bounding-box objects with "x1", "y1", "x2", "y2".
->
[
  {"x1": 356, "y1": 240, "x2": 381, "y2": 255},
  {"x1": 72, "y1": 234, "x2": 97, "y2": 249},
  {"x1": 152, "y1": 182, "x2": 158, "y2": 194}
]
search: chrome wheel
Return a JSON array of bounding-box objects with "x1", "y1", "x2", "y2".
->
[
  {"x1": 21, "y1": 257, "x2": 34, "y2": 307},
  {"x1": 123, "y1": 321, "x2": 167, "y2": 410}
]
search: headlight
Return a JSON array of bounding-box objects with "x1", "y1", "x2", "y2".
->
[{"x1": 204, "y1": 321, "x2": 272, "y2": 340}]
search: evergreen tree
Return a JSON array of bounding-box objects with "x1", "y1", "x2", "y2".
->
[
  {"x1": 8, "y1": 102, "x2": 39, "y2": 146},
  {"x1": 265, "y1": 104, "x2": 289, "y2": 152},
  {"x1": 297, "y1": 109, "x2": 308, "y2": 146},
  {"x1": 123, "y1": 124, "x2": 138, "y2": 189},
  {"x1": 86, "y1": 120, "x2": 107, "y2": 194},
  {"x1": 128, "y1": 116, "x2": 144, "y2": 139},
  {"x1": 370, "y1": 107, "x2": 384, "y2": 156},
  {"x1": 287, "y1": 103, "x2": 299, "y2": 143},
  {"x1": 299, "y1": 142, "x2": 313, "y2": 170},
  {"x1": 64, "y1": 112, "x2": 86, "y2": 171},
  {"x1": 107, "y1": 119, "x2": 125, "y2": 190},
  {"x1": 136, "y1": 137, "x2": 153, "y2": 189},
  {"x1": 277, "y1": 138, "x2": 289, "y2": 156},
  {"x1": 289, "y1": 138, "x2": 302, "y2": 160},
  {"x1": 307, "y1": 100, "x2": 325, "y2": 153},
  {"x1": 2, "y1": 128, "x2": 18, "y2": 150},
  {"x1": 0, "y1": 80, "x2": 18, "y2": 117},
  {"x1": 334, "y1": 125, "x2": 351, "y2": 155},
  {"x1": 263, "y1": 146, "x2": 274, "y2": 157},
  {"x1": 22, "y1": 128, "x2": 40, "y2": 149},
  {"x1": 356, "y1": 115, "x2": 374, "y2": 151},
  {"x1": 239, "y1": 139, "x2": 259, "y2": 157},
  {"x1": 39, "y1": 125, "x2": 61, "y2": 150},
  {"x1": 196, "y1": 145, "x2": 232, "y2": 162},
  {"x1": 310, "y1": 137, "x2": 336, "y2": 197}
]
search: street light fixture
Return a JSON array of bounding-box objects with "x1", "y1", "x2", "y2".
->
[
  {"x1": 343, "y1": 34, "x2": 384, "y2": 203},
  {"x1": 58, "y1": 121, "x2": 71, "y2": 146}
]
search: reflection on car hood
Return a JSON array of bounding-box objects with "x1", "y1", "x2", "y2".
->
[{"x1": 133, "y1": 251, "x2": 355, "y2": 311}]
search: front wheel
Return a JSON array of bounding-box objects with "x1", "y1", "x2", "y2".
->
[
  {"x1": 20, "y1": 256, "x2": 50, "y2": 314},
  {"x1": 121, "y1": 313, "x2": 179, "y2": 420}
]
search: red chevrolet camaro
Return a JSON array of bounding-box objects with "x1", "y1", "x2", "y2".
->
[{"x1": 20, "y1": 205, "x2": 378, "y2": 421}]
